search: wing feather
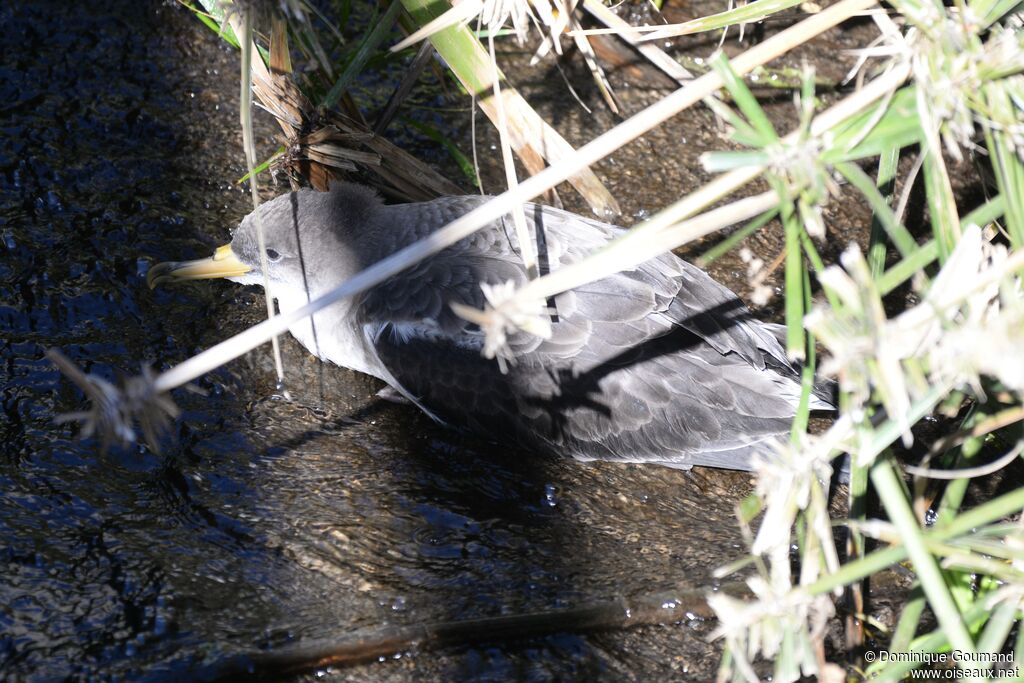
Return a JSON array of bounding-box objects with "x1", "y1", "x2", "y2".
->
[{"x1": 351, "y1": 194, "x2": 829, "y2": 471}]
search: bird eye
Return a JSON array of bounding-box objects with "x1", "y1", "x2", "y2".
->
[{"x1": 266, "y1": 248, "x2": 281, "y2": 262}]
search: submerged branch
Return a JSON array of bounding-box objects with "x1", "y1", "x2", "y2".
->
[{"x1": 194, "y1": 583, "x2": 747, "y2": 680}]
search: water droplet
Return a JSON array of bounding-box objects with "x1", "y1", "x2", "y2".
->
[
  {"x1": 274, "y1": 380, "x2": 292, "y2": 401},
  {"x1": 543, "y1": 483, "x2": 557, "y2": 507}
]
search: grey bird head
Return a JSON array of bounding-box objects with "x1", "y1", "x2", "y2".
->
[{"x1": 147, "y1": 184, "x2": 380, "y2": 294}]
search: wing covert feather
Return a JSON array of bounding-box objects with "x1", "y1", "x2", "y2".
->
[{"x1": 352, "y1": 194, "x2": 824, "y2": 471}]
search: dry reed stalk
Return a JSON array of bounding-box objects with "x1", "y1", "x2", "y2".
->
[{"x1": 226, "y1": 13, "x2": 462, "y2": 201}]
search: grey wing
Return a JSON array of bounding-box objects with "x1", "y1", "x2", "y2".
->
[
  {"x1": 527, "y1": 335, "x2": 801, "y2": 470},
  {"x1": 356, "y1": 197, "x2": 818, "y2": 470},
  {"x1": 355, "y1": 199, "x2": 536, "y2": 353},
  {"x1": 526, "y1": 203, "x2": 795, "y2": 371},
  {"x1": 355, "y1": 214, "x2": 549, "y2": 439},
  {"x1": 365, "y1": 292, "x2": 800, "y2": 471},
  {"x1": 360, "y1": 195, "x2": 796, "y2": 371}
]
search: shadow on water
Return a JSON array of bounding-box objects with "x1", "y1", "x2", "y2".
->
[{"x1": 2, "y1": 1, "x2": 751, "y2": 680}]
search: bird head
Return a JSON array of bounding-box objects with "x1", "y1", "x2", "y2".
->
[{"x1": 147, "y1": 184, "x2": 376, "y2": 294}]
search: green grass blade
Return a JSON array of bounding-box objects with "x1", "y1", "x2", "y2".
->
[
  {"x1": 236, "y1": 146, "x2": 285, "y2": 184},
  {"x1": 402, "y1": 117, "x2": 478, "y2": 186},
  {"x1": 869, "y1": 601, "x2": 993, "y2": 682},
  {"x1": 790, "y1": 266, "x2": 815, "y2": 440},
  {"x1": 875, "y1": 191, "x2": 1007, "y2": 294},
  {"x1": 835, "y1": 161, "x2": 918, "y2": 259},
  {"x1": 710, "y1": 54, "x2": 779, "y2": 143},
  {"x1": 806, "y1": 484, "x2": 1024, "y2": 597},
  {"x1": 973, "y1": 0, "x2": 1024, "y2": 27},
  {"x1": 888, "y1": 587, "x2": 926, "y2": 652},
  {"x1": 871, "y1": 459, "x2": 977, "y2": 660},
  {"x1": 776, "y1": 179, "x2": 805, "y2": 361},
  {"x1": 982, "y1": 82, "x2": 1024, "y2": 247},
  {"x1": 922, "y1": 150, "x2": 961, "y2": 262},
  {"x1": 869, "y1": 147, "x2": 900, "y2": 277},
  {"x1": 797, "y1": 230, "x2": 842, "y2": 310},
  {"x1": 701, "y1": 150, "x2": 772, "y2": 172},
  {"x1": 645, "y1": 0, "x2": 805, "y2": 37},
  {"x1": 182, "y1": 0, "x2": 242, "y2": 48},
  {"x1": 195, "y1": 0, "x2": 268, "y2": 60},
  {"x1": 976, "y1": 600, "x2": 1019, "y2": 661},
  {"x1": 704, "y1": 96, "x2": 770, "y2": 148},
  {"x1": 321, "y1": 0, "x2": 404, "y2": 109},
  {"x1": 828, "y1": 86, "x2": 923, "y2": 162},
  {"x1": 697, "y1": 209, "x2": 778, "y2": 265},
  {"x1": 962, "y1": 194, "x2": 1007, "y2": 228}
]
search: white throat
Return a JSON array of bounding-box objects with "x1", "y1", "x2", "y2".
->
[{"x1": 267, "y1": 282, "x2": 383, "y2": 380}]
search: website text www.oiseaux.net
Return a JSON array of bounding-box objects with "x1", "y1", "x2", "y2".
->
[{"x1": 865, "y1": 650, "x2": 1018, "y2": 679}]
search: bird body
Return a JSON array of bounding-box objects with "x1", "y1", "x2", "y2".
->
[{"x1": 150, "y1": 183, "x2": 833, "y2": 471}]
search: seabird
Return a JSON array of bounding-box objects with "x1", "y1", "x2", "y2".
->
[{"x1": 148, "y1": 183, "x2": 834, "y2": 471}]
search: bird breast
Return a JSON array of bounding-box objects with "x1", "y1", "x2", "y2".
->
[{"x1": 270, "y1": 282, "x2": 381, "y2": 380}]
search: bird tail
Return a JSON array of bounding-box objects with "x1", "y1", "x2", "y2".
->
[{"x1": 761, "y1": 322, "x2": 837, "y2": 410}]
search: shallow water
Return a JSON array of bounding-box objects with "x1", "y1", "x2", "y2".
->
[{"x1": 0, "y1": 1, "x2": 871, "y2": 680}]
